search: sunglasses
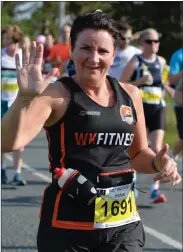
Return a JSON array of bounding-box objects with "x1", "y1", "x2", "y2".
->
[
  {"x1": 144, "y1": 39, "x2": 160, "y2": 44},
  {"x1": 120, "y1": 36, "x2": 131, "y2": 41}
]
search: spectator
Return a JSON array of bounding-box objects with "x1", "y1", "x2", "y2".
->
[
  {"x1": 42, "y1": 33, "x2": 55, "y2": 76},
  {"x1": 49, "y1": 24, "x2": 71, "y2": 76}
]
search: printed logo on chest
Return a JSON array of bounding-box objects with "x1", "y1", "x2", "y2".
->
[{"x1": 120, "y1": 105, "x2": 133, "y2": 125}]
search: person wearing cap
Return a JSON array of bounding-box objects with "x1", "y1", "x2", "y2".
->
[{"x1": 36, "y1": 34, "x2": 46, "y2": 45}]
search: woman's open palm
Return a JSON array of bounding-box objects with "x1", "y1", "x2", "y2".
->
[{"x1": 15, "y1": 41, "x2": 58, "y2": 96}]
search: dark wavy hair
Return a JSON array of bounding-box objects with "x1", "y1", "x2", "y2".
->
[
  {"x1": 2, "y1": 25, "x2": 23, "y2": 43},
  {"x1": 70, "y1": 10, "x2": 119, "y2": 51}
]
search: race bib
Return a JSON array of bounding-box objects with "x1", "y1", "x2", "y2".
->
[
  {"x1": 140, "y1": 86, "x2": 162, "y2": 104},
  {"x1": 2, "y1": 82, "x2": 19, "y2": 92},
  {"x1": 94, "y1": 183, "x2": 140, "y2": 228}
]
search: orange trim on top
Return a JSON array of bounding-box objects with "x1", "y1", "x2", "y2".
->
[
  {"x1": 52, "y1": 190, "x2": 97, "y2": 230},
  {"x1": 100, "y1": 168, "x2": 134, "y2": 176},
  {"x1": 60, "y1": 123, "x2": 65, "y2": 167},
  {"x1": 45, "y1": 128, "x2": 53, "y2": 170}
]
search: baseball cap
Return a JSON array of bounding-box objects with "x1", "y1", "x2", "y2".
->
[{"x1": 36, "y1": 34, "x2": 46, "y2": 45}]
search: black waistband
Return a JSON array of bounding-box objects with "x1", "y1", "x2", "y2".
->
[{"x1": 51, "y1": 169, "x2": 134, "y2": 188}]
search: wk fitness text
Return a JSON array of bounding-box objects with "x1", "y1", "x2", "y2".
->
[{"x1": 75, "y1": 133, "x2": 134, "y2": 146}]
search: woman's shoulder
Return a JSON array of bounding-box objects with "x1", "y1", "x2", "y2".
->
[
  {"x1": 119, "y1": 81, "x2": 141, "y2": 99},
  {"x1": 157, "y1": 55, "x2": 166, "y2": 66},
  {"x1": 40, "y1": 78, "x2": 71, "y2": 102}
]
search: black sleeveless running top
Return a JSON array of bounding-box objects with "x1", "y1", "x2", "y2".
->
[
  {"x1": 131, "y1": 54, "x2": 163, "y2": 88},
  {"x1": 44, "y1": 76, "x2": 137, "y2": 183},
  {"x1": 131, "y1": 55, "x2": 165, "y2": 106}
]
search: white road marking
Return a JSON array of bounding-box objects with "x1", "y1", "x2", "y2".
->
[
  {"x1": 144, "y1": 226, "x2": 182, "y2": 250},
  {"x1": 5, "y1": 154, "x2": 183, "y2": 250}
]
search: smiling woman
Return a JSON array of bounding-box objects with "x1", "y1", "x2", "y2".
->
[
  {"x1": 71, "y1": 29, "x2": 116, "y2": 95},
  {"x1": 1, "y1": 10, "x2": 181, "y2": 252}
]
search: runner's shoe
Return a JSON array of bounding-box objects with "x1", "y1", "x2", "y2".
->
[
  {"x1": 150, "y1": 189, "x2": 167, "y2": 204},
  {"x1": 134, "y1": 188, "x2": 139, "y2": 199},
  {"x1": 12, "y1": 173, "x2": 27, "y2": 186},
  {"x1": 1, "y1": 169, "x2": 8, "y2": 184}
]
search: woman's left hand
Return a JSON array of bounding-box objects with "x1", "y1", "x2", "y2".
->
[{"x1": 153, "y1": 144, "x2": 182, "y2": 185}]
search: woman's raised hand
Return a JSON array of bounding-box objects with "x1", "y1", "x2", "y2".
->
[{"x1": 15, "y1": 41, "x2": 58, "y2": 97}]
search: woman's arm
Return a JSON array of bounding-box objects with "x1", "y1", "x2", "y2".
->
[
  {"x1": 169, "y1": 71, "x2": 183, "y2": 86},
  {"x1": 2, "y1": 85, "x2": 61, "y2": 152},
  {"x1": 2, "y1": 41, "x2": 60, "y2": 152},
  {"x1": 163, "y1": 84, "x2": 175, "y2": 99},
  {"x1": 174, "y1": 78, "x2": 183, "y2": 107}
]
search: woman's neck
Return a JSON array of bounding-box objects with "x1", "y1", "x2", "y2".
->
[
  {"x1": 6, "y1": 45, "x2": 19, "y2": 57},
  {"x1": 74, "y1": 76, "x2": 108, "y2": 96},
  {"x1": 142, "y1": 52, "x2": 156, "y2": 61}
]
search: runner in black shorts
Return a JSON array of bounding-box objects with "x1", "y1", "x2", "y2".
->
[
  {"x1": 2, "y1": 11, "x2": 181, "y2": 252},
  {"x1": 120, "y1": 28, "x2": 168, "y2": 203},
  {"x1": 143, "y1": 103, "x2": 165, "y2": 132},
  {"x1": 175, "y1": 105, "x2": 183, "y2": 139},
  {"x1": 169, "y1": 49, "x2": 183, "y2": 160}
]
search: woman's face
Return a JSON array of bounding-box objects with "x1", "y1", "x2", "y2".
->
[
  {"x1": 71, "y1": 29, "x2": 115, "y2": 84},
  {"x1": 2, "y1": 33, "x2": 16, "y2": 49},
  {"x1": 118, "y1": 29, "x2": 132, "y2": 49},
  {"x1": 141, "y1": 31, "x2": 160, "y2": 54}
]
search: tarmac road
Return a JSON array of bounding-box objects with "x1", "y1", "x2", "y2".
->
[{"x1": 1, "y1": 130, "x2": 183, "y2": 252}]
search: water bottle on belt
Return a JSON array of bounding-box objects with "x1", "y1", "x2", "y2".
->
[{"x1": 54, "y1": 167, "x2": 97, "y2": 205}]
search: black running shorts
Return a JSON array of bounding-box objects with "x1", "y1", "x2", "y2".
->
[
  {"x1": 37, "y1": 220, "x2": 145, "y2": 252},
  {"x1": 143, "y1": 103, "x2": 165, "y2": 133},
  {"x1": 174, "y1": 106, "x2": 183, "y2": 139}
]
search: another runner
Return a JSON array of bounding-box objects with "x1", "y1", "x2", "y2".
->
[
  {"x1": 169, "y1": 48, "x2": 183, "y2": 160},
  {"x1": 108, "y1": 22, "x2": 142, "y2": 81},
  {"x1": 2, "y1": 12, "x2": 181, "y2": 252},
  {"x1": 1, "y1": 24, "x2": 26, "y2": 185},
  {"x1": 120, "y1": 28, "x2": 169, "y2": 203}
]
